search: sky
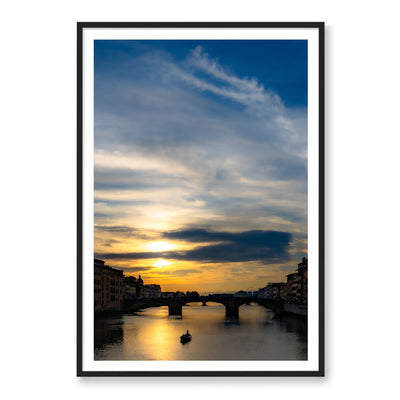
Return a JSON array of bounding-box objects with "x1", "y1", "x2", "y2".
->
[{"x1": 93, "y1": 40, "x2": 308, "y2": 293}]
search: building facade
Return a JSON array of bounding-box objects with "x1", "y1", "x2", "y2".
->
[
  {"x1": 297, "y1": 257, "x2": 308, "y2": 303},
  {"x1": 271, "y1": 282, "x2": 286, "y2": 300},
  {"x1": 265, "y1": 284, "x2": 274, "y2": 299},
  {"x1": 136, "y1": 275, "x2": 144, "y2": 298},
  {"x1": 123, "y1": 276, "x2": 137, "y2": 300},
  {"x1": 161, "y1": 291, "x2": 175, "y2": 298},
  {"x1": 255, "y1": 287, "x2": 267, "y2": 299},
  {"x1": 94, "y1": 259, "x2": 124, "y2": 312},
  {"x1": 143, "y1": 284, "x2": 161, "y2": 298},
  {"x1": 285, "y1": 257, "x2": 308, "y2": 304},
  {"x1": 285, "y1": 272, "x2": 300, "y2": 302}
]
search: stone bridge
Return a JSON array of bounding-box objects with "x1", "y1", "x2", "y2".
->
[{"x1": 158, "y1": 295, "x2": 253, "y2": 318}]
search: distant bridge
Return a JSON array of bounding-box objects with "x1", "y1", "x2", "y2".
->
[{"x1": 133, "y1": 295, "x2": 257, "y2": 318}]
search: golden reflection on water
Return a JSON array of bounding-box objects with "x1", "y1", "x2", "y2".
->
[
  {"x1": 138, "y1": 318, "x2": 177, "y2": 360},
  {"x1": 121, "y1": 303, "x2": 225, "y2": 360},
  {"x1": 96, "y1": 303, "x2": 308, "y2": 361},
  {"x1": 120, "y1": 306, "x2": 185, "y2": 360}
]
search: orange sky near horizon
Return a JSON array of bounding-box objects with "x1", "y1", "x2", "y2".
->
[{"x1": 94, "y1": 232, "x2": 306, "y2": 293}]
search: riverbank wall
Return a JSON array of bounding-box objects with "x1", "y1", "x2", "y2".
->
[
  {"x1": 283, "y1": 302, "x2": 308, "y2": 316},
  {"x1": 258, "y1": 299, "x2": 307, "y2": 318}
]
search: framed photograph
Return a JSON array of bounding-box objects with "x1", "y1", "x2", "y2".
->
[{"x1": 77, "y1": 22, "x2": 324, "y2": 377}]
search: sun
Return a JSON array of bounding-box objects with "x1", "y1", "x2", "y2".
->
[
  {"x1": 146, "y1": 241, "x2": 174, "y2": 252},
  {"x1": 154, "y1": 259, "x2": 171, "y2": 268}
]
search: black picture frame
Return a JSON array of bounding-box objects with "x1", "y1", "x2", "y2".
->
[{"x1": 77, "y1": 22, "x2": 324, "y2": 377}]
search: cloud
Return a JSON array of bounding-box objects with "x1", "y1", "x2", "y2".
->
[
  {"x1": 95, "y1": 229, "x2": 292, "y2": 263},
  {"x1": 163, "y1": 228, "x2": 287, "y2": 244},
  {"x1": 94, "y1": 149, "x2": 199, "y2": 178},
  {"x1": 95, "y1": 225, "x2": 136, "y2": 233},
  {"x1": 94, "y1": 224, "x2": 153, "y2": 242},
  {"x1": 120, "y1": 266, "x2": 154, "y2": 272},
  {"x1": 102, "y1": 239, "x2": 120, "y2": 247},
  {"x1": 154, "y1": 269, "x2": 203, "y2": 277},
  {"x1": 181, "y1": 46, "x2": 284, "y2": 113},
  {"x1": 94, "y1": 42, "x2": 307, "y2": 271}
]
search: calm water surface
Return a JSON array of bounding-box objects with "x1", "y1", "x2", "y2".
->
[{"x1": 94, "y1": 302, "x2": 307, "y2": 360}]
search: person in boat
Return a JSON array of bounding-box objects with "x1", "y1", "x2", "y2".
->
[{"x1": 186, "y1": 330, "x2": 189, "y2": 335}]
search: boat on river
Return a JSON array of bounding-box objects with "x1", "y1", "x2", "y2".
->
[{"x1": 180, "y1": 330, "x2": 192, "y2": 343}]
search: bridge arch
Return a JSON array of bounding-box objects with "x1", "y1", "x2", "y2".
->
[{"x1": 165, "y1": 296, "x2": 249, "y2": 318}]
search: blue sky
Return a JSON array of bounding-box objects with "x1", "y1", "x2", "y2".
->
[
  {"x1": 93, "y1": 40, "x2": 308, "y2": 292},
  {"x1": 95, "y1": 40, "x2": 307, "y2": 107}
]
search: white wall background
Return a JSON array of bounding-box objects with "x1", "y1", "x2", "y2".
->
[{"x1": 1, "y1": 0, "x2": 399, "y2": 398}]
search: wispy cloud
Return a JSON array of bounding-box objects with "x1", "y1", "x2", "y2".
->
[
  {"x1": 95, "y1": 225, "x2": 136, "y2": 233},
  {"x1": 181, "y1": 46, "x2": 284, "y2": 113}
]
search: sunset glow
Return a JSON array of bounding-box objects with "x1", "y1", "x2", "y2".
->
[
  {"x1": 154, "y1": 259, "x2": 171, "y2": 268},
  {"x1": 147, "y1": 241, "x2": 174, "y2": 252},
  {"x1": 93, "y1": 40, "x2": 308, "y2": 292}
]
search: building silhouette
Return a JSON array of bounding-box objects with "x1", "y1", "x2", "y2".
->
[
  {"x1": 136, "y1": 275, "x2": 144, "y2": 298},
  {"x1": 94, "y1": 259, "x2": 124, "y2": 311}
]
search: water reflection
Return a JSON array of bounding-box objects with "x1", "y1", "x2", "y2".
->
[
  {"x1": 223, "y1": 317, "x2": 241, "y2": 326},
  {"x1": 94, "y1": 318, "x2": 124, "y2": 351},
  {"x1": 94, "y1": 302, "x2": 307, "y2": 361}
]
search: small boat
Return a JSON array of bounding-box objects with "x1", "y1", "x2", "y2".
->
[{"x1": 180, "y1": 330, "x2": 192, "y2": 343}]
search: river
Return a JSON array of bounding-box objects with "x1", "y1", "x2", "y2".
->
[{"x1": 94, "y1": 302, "x2": 307, "y2": 361}]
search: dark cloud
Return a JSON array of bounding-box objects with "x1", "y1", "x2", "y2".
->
[
  {"x1": 95, "y1": 225, "x2": 151, "y2": 240},
  {"x1": 94, "y1": 168, "x2": 190, "y2": 192},
  {"x1": 155, "y1": 269, "x2": 202, "y2": 277},
  {"x1": 119, "y1": 266, "x2": 154, "y2": 272},
  {"x1": 95, "y1": 225, "x2": 136, "y2": 233},
  {"x1": 162, "y1": 228, "x2": 288, "y2": 245},
  {"x1": 102, "y1": 239, "x2": 120, "y2": 247},
  {"x1": 95, "y1": 229, "x2": 292, "y2": 263}
]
